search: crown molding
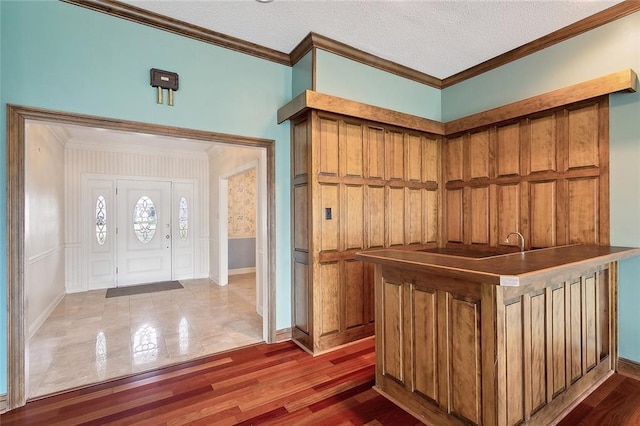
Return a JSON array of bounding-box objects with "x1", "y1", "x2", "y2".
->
[
  {"x1": 442, "y1": 0, "x2": 640, "y2": 88},
  {"x1": 61, "y1": 0, "x2": 291, "y2": 65}
]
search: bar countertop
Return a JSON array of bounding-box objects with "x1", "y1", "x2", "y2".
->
[{"x1": 355, "y1": 244, "x2": 640, "y2": 286}]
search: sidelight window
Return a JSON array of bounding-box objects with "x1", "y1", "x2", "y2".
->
[
  {"x1": 95, "y1": 195, "x2": 107, "y2": 245},
  {"x1": 179, "y1": 197, "x2": 188, "y2": 241},
  {"x1": 133, "y1": 196, "x2": 157, "y2": 243}
]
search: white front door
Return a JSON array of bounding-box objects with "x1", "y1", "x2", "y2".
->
[{"x1": 116, "y1": 180, "x2": 172, "y2": 286}]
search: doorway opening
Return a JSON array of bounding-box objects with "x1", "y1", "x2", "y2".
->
[{"x1": 6, "y1": 105, "x2": 276, "y2": 409}]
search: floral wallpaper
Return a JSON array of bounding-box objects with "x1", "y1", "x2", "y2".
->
[{"x1": 228, "y1": 168, "x2": 256, "y2": 238}]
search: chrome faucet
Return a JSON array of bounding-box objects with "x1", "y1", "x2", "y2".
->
[{"x1": 504, "y1": 231, "x2": 525, "y2": 252}]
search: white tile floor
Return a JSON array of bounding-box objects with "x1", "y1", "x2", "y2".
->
[{"x1": 28, "y1": 274, "x2": 262, "y2": 398}]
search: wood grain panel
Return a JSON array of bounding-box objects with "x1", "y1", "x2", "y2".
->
[
  {"x1": 450, "y1": 297, "x2": 481, "y2": 425},
  {"x1": 319, "y1": 117, "x2": 339, "y2": 176},
  {"x1": 342, "y1": 121, "x2": 363, "y2": 177},
  {"x1": 344, "y1": 185, "x2": 364, "y2": 250},
  {"x1": 293, "y1": 260, "x2": 309, "y2": 334},
  {"x1": 319, "y1": 262, "x2": 340, "y2": 336},
  {"x1": 293, "y1": 120, "x2": 309, "y2": 178},
  {"x1": 568, "y1": 178, "x2": 598, "y2": 244},
  {"x1": 570, "y1": 281, "x2": 583, "y2": 383},
  {"x1": 530, "y1": 114, "x2": 557, "y2": 173},
  {"x1": 470, "y1": 186, "x2": 489, "y2": 245},
  {"x1": 506, "y1": 301, "x2": 524, "y2": 426},
  {"x1": 367, "y1": 186, "x2": 385, "y2": 248},
  {"x1": 406, "y1": 134, "x2": 423, "y2": 182},
  {"x1": 530, "y1": 292, "x2": 547, "y2": 413},
  {"x1": 551, "y1": 286, "x2": 566, "y2": 397},
  {"x1": 568, "y1": 103, "x2": 599, "y2": 170},
  {"x1": 406, "y1": 189, "x2": 423, "y2": 245},
  {"x1": 446, "y1": 189, "x2": 463, "y2": 243},
  {"x1": 585, "y1": 275, "x2": 597, "y2": 371},
  {"x1": 423, "y1": 137, "x2": 439, "y2": 184},
  {"x1": 496, "y1": 184, "x2": 520, "y2": 245},
  {"x1": 385, "y1": 131, "x2": 404, "y2": 181},
  {"x1": 529, "y1": 181, "x2": 556, "y2": 248},
  {"x1": 365, "y1": 126, "x2": 385, "y2": 179},
  {"x1": 425, "y1": 190, "x2": 438, "y2": 243},
  {"x1": 497, "y1": 123, "x2": 521, "y2": 177},
  {"x1": 469, "y1": 130, "x2": 490, "y2": 179},
  {"x1": 293, "y1": 185, "x2": 308, "y2": 251},
  {"x1": 383, "y1": 280, "x2": 404, "y2": 383},
  {"x1": 412, "y1": 287, "x2": 437, "y2": 402},
  {"x1": 345, "y1": 260, "x2": 365, "y2": 329},
  {"x1": 388, "y1": 187, "x2": 405, "y2": 246},
  {"x1": 445, "y1": 136, "x2": 464, "y2": 183},
  {"x1": 320, "y1": 184, "x2": 339, "y2": 251}
]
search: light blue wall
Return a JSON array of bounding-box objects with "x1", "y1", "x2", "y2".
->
[
  {"x1": 1, "y1": 0, "x2": 293, "y2": 394},
  {"x1": 292, "y1": 51, "x2": 313, "y2": 97},
  {"x1": 442, "y1": 12, "x2": 640, "y2": 362},
  {"x1": 315, "y1": 49, "x2": 441, "y2": 121},
  {"x1": 0, "y1": 0, "x2": 5, "y2": 397}
]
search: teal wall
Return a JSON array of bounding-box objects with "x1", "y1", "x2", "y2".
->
[
  {"x1": 315, "y1": 49, "x2": 442, "y2": 121},
  {"x1": 0, "y1": 0, "x2": 293, "y2": 394},
  {"x1": 442, "y1": 12, "x2": 640, "y2": 362},
  {"x1": 292, "y1": 51, "x2": 313, "y2": 97}
]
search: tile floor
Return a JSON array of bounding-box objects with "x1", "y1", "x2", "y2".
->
[{"x1": 28, "y1": 273, "x2": 262, "y2": 398}]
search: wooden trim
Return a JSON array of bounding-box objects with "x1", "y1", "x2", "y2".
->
[
  {"x1": 442, "y1": 1, "x2": 640, "y2": 88},
  {"x1": 618, "y1": 357, "x2": 640, "y2": 381},
  {"x1": 0, "y1": 394, "x2": 6, "y2": 414},
  {"x1": 278, "y1": 90, "x2": 445, "y2": 135},
  {"x1": 5, "y1": 104, "x2": 278, "y2": 408},
  {"x1": 61, "y1": 0, "x2": 290, "y2": 65},
  {"x1": 289, "y1": 32, "x2": 315, "y2": 67},
  {"x1": 445, "y1": 69, "x2": 637, "y2": 135},
  {"x1": 275, "y1": 327, "x2": 292, "y2": 342}
]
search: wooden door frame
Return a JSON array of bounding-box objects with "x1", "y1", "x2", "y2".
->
[{"x1": 6, "y1": 104, "x2": 278, "y2": 409}]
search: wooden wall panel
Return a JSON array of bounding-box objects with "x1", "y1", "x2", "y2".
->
[
  {"x1": 585, "y1": 275, "x2": 597, "y2": 372},
  {"x1": 320, "y1": 184, "x2": 339, "y2": 251},
  {"x1": 407, "y1": 189, "x2": 423, "y2": 245},
  {"x1": 450, "y1": 297, "x2": 481, "y2": 425},
  {"x1": 568, "y1": 178, "x2": 598, "y2": 244},
  {"x1": 506, "y1": 301, "x2": 524, "y2": 426},
  {"x1": 469, "y1": 130, "x2": 490, "y2": 179},
  {"x1": 383, "y1": 280, "x2": 404, "y2": 383},
  {"x1": 365, "y1": 126, "x2": 385, "y2": 179},
  {"x1": 412, "y1": 287, "x2": 437, "y2": 402},
  {"x1": 496, "y1": 184, "x2": 520, "y2": 244},
  {"x1": 319, "y1": 262, "x2": 340, "y2": 336},
  {"x1": 344, "y1": 185, "x2": 364, "y2": 250},
  {"x1": 367, "y1": 186, "x2": 385, "y2": 248},
  {"x1": 529, "y1": 114, "x2": 556, "y2": 173},
  {"x1": 445, "y1": 136, "x2": 464, "y2": 182},
  {"x1": 470, "y1": 186, "x2": 489, "y2": 245},
  {"x1": 529, "y1": 181, "x2": 556, "y2": 248},
  {"x1": 294, "y1": 260, "x2": 309, "y2": 334},
  {"x1": 342, "y1": 122, "x2": 363, "y2": 178},
  {"x1": 423, "y1": 137, "x2": 439, "y2": 184},
  {"x1": 568, "y1": 104, "x2": 599, "y2": 170},
  {"x1": 569, "y1": 281, "x2": 583, "y2": 383},
  {"x1": 425, "y1": 190, "x2": 439, "y2": 243},
  {"x1": 293, "y1": 120, "x2": 309, "y2": 178},
  {"x1": 388, "y1": 187, "x2": 405, "y2": 246},
  {"x1": 319, "y1": 117, "x2": 339, "y2": 176},
  {"x1": 497, "y1": 123, "x2": 521, "y2": 177},
  {"x1": 293, "y1": 185, "x2": 308, "y2": 251},
  {"x1": 551, "y1": 286, "x2": 566, "y2": 397},
  {"x1": 530, "y1": 292, "x2": 547, "y2": 413},
  {"x1": 446, "y1": 189, "x2": 464, "y2": 243},
  {"x1": 345, "y1": 260, "x2": 365, "y2": 329},
  {"x1": 385, "y1": 131, "x2": 404, "y2": 181},
  {"x1": 406, "y1": 134, "x2": 423, "y2": 182}
]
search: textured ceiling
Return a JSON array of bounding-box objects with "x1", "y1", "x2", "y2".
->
[{"x1": 121, "y1": 0, "x2": 622, "y2": 79}]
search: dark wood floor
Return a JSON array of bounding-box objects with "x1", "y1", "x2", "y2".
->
[{"x1": 2, "y1": 337, "x2": 639, "y2": 425}]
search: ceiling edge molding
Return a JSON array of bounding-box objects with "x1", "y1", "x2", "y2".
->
[
  {"x1": 60, "y1": 0, "x2": 291, "y2": 65},
  {"x1": 442, "y1": 0, "x2": 640, "y2": 88},
  {"x1": 289, "y1": 32, "x2": 315, "y2": 66}
]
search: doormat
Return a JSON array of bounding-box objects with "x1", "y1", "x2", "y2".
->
[{"x1": 105, "y1": 281, "x2": 183, "y2": 298}]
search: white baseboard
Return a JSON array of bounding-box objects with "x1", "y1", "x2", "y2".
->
[
  {"x1": 29, "y1": 288, "x2": 65, "y2": 339},
  {"x1": 228, "y1": 267, "x2": 256, "y2": 276}
]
